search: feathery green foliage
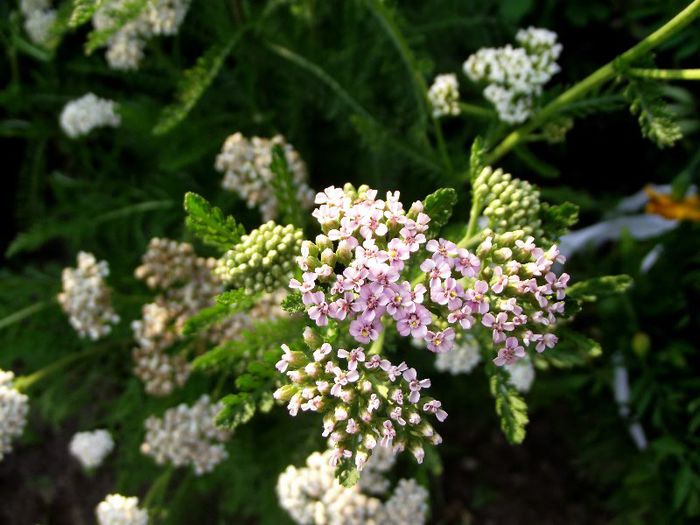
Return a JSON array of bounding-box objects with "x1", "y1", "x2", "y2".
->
[
  {"x1": 184, "y1": 192, "x2": 245, "y2": 252},
  {"x1": 624, "y1": 78, "x2": 683, "y2": 148},
  {"x1": 422, "y1": 188, "x2": 457, "y2": 237},
  {"x1": 84, "y1": 0, "x2": 149, "y2": 54}
]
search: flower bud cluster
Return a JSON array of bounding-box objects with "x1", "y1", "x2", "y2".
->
[
  {"x1": 69, "y1": 429, "x2": 114, "y2": 469},
  {"x1": 505, "y1": 356, "x2": 535, "y2": 393},
  {"x1": 215, "y1": 132, "x2": 315, "y2": 221},
  {"x1": 463, "y1": 27, "x2": 561, "y2": 123},
  {"x1": 277, "y1": 447, "x2": 429, "y2": 525},
  {"x1": 274, "y1": 333, "x2": 446, "y2": 471},
  {"x1": 19, "y1": 0, "x2": 56, "y2": 46},
  {"x1": 434, "y1": 335, "x2": 482, "y2": 375},
  {"x1": 420, "y1": 230, "x2": 569, "y2": 366},
  {"x1": 0, "y1": 370, "x2": 29, "y2": 461},
  {"x1": 96, "y1": 494, "x2": 148, "y2": 525},
  {"x1": 132, "y1": 239, "x2": 221, "y2": 396},
  {"x1": 140, "y1": 395, "x2": 231, "y2": 475},
  {"x1": 92, "y1": 0, "x2": 191, "y2": 70},
  {"x1": 427, "y1": 74, "x2": 460, "y2": 118},
  {"x1": 59, "y1": 93, "x2": 121, "y2": 139},
  {"x1": 215, "y1": 222, "x2": 304, "y2": 295},
  {"x1": 58, "y1": 252, "x2": 120, "y2": 340},
  {"x1": 473, "y1": 166, "x2": 543, "y2": 237},
  {"x1": 291, "y1": 185, "x2": 432, "y2": 346}
]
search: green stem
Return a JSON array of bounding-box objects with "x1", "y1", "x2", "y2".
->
[
  {"x1": 13, "y1": 343, "x2": 115, "y2": 392},
  {"x1": 486, "y1": 0, "x2": 700, "y2": 164},
  {"x1": 142, "y1": 467, "x2": 175, "y2": 510},
  {"x1": 0, "y1": 300, "x2": 52, "y2": 331},
  {"x1": 627, "y1": 67, "x2": 700, "y2": 80},
  {"x1": 459, "y1": 102, "x2": 495, "y2": 119}
]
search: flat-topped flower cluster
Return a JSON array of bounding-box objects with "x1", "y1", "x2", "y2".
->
[{"x1": 0, "y1": 370, "x2": 29, "y2": 462}]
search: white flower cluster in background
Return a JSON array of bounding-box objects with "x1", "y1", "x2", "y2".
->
[
  {"x1": 505, "y1": 356, "x2": 535, "y2": 393},
  {"x1": 96, "y1": 494, "x2": 148, "y2": 525},
  {"x1": 0, "y1": 370, "x2": 29, "y2": 462},
  {"x1": 463, "y1": 27, "x2": 562, "y2": 123},
  {"x1": 69, "y1": 429, "x2": 114, "y2": 469},
  {"x1": 19, "y1": 0, "x2": 56, "y2": 46},
  {"x1": 277, "y1": 447, "x2": 429, "y2": 525},
  {"x1": 427, "y1": 74, "x2": 461, "y2": 118},
  {"x1": 92, "y1": 0, "x2": 192, "y2": 70},
  {"x1": 140, "y1": 395, "x2": 231, "y2": 475},
  {"x1": 435, "y1": 335, "x2": 482, "y2": 375},
  {"x1": 58, "y1": 252, "x2": 120, "y2": 340},
  {"x1": 215, "y1": 132, "x2": 315, "y2": 221},
  {"x1": 59, "y1": 94, "x2": 121, "y2": 139}
]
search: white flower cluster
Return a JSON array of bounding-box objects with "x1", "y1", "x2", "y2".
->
[
  {"x1": 58, "y1": 252, "x2": 120, "y2": 340},
  {"x1": 59, "y1": 94, "x2": 121, "y2": 139},
  {"x1": 96, "y1": 494, "x2": 148, "y2": 525},
  {"x1": 434, "y1": 335, "x2": 482, "y2": 375},
  {"x1": 0, "y1": 370, "x2": 29, "y2": 461},
  {"x1": 427, "y1": 74, "x2": 460, "y2": 118},
  {"x1": 140, "y1": 395, "x2": 231, "y2": 475},
  {"x1": 69, "y1": 429, "x2": 114, "y2": 469},
  {"x1": 19, "y1": 0, "x2": 56, "y2": 46},
  {"x1": 463, "y1": 27, "x2": 561, "y2": 124},
  {"x1": 92, "y1": 0, "x2": 191, "y2": 70},
  {"x1": 505, "y1": 356, "x2": 535, "y2": 393},
  {"x1": 215, "y1": 132, "x2": 315, "y2": 221},
  {"x1": 277, "y1": 448, "x2": 429, "y2": 525}
]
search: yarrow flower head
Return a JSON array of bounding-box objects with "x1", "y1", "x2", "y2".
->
[
  {"x1": 58, "y1": 252, "x2": 120, "y2": 340},
  {"x1": 215, "y1": 132, "x2": 315, "y2": 221},
  {"x1": 427, "y1": 74, "x2": 461, "y2": 118},
  {"x1": 434, "y1": 335, "x2": 482, "y2": 375},
  {"x1": 505, "y1": 355, "x2": 536, "y2": 393},
  {"x1": 59, "y1": 93, "x2": 121, "y2": 138},
  {"x1": 19, "y1": 0, "x2": 56, "y2": 46},
  {"x1": 463, "y1": 27, "x2": 562, "y2": 123},
  {"x1": 140, "y1": 395, "x2": 231, "y2": 475},
  {"x1": 96, "y1": 494, "x2": 148, "y2": 525},
  {"x1": 0, "y1": 370, "x2": 29, "y2": 462},
  {"x1": 276, "y1": 447, "x2": 429, "y2": 525},
  {"x1": 92, "y1": 0, "x2": 191, "y2": 70},
  {"x1": 69, "y1": 429, "x2": 114, "y2": 469},
  {"x1": 215, "y1": 222, "x2": 304, "y2": 294}
]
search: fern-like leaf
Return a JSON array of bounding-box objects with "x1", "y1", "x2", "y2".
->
[
  {"x1": 269, "y1": 145, "x2": 305, "y2": 227},
  {"x1": 183, "y1": 192, "x2": 245, "y2": 252},
  {"x1": 486, "y1": 363, "x2": 529, "y2": 444},
  {"x1": 69, "y1": 0, "x2": 103, "y2": 28},
  {"x1": 624, "y1": 78, "x2": 683, "y2": 148},
  {"x1": 84, "y1": 0, "x2": 148, "y2": 55}
]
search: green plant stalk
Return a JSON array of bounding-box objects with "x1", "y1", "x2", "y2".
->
[
  {"x1": 13, "y1": 342, "x2": 115, "y2": 392},
  {"x1": 142, "y1": 467, "x2": 175, "y2": 510},
  {"x1": 486, "y1": 0, "x2": 700, "y2": 164},
  {"x1": 0, "y1": 300, "x2": 52, "y2": 331},
  {"x1": 628, "y1": 68, "x2": 700, "y2": 80},
  {"x1": 459, "y1": 102, "x2": 495, "y2": 119}
]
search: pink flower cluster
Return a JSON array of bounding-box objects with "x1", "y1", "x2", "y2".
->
[
  {"x1": 274, "y1": 329, "x2": 445, "y2": 471},
  {"x1": 419, "y1": 234, "x2": 569, "y2": 367},
  {"x1": 291, "y1": 186, "x2": 436, "y2": 347}
]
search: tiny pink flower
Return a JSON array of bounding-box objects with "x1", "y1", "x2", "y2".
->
[
  {"x1": 337, "y1": 347, "x2": 366, "y2": 370},
  {"x1": 454, "y1": 248, "x2": 481, "y2": 277},
  {"x1": 396, "y1": 305, "x2": 432, "y2": 338},
  {"x1": 313, "y1": 343, "x2": 333, "y2": 362},
  {"x1": 425, "y1": 328, "x2": 456, "y2": 353},
  {"x1": 403, "y1": 367, "x2": 431, "y2": 403},
  {"x1": 349, "y1": 318, "x2": 381, "y2": 344},
  {"x1": 493, "y1": 337, "x2": 526, "y2": 366},
  {"x1": 423, "y1": 400, "x2": 448, "y2": 422}
]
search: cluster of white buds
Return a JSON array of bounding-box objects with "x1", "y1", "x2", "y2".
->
[
  {"x1": 434, "y1": 335, "x2": 482, "y2": 375},
  {"x1": 473, "y1": 166, "x2": 543, "y2": 237},
  {"x1": 96, "y1": 494, "x2": 148, "y2": 525},
  {"x1": 132, "y1": 239, "x2": 221, "y2": 396},
  {"x1": 58, "y1": 252, "x2": 120, "y2": 340},
  {"x1": 215, "y1": 222, "x2": 304, "y2": 295},
  {"x1": 463, "y1": 27, "x2": 561, "y2": 123},
  {"x1": 140, "y1": 395, "x2": 231, "y2": 475},
  {"x1": 59, "y1": 94, "x2": 121, "y2": 139},
  {"x1": 274, "y1": 327, "x2": 446, "y2": 471},
  {"x1": 0, "y1": 370, "x2": 29, "y2": 461},
  {"x1": 69, "y1": 429, "x2": 114, "y2": 469},
  {"x1": 215, "y1": 132, "x2": 315, "y2": 221},
  {"x1": 427, "y1": 74, "x2": 461, "y2": 118},
  {"x1": 277, "y1": 447, "x2": 429, "y2": 525},
  {"x1": 19, "y1": 0, "x2": 56, "y2": 46},
  {"x1": 92, "y1": 0, "x2": 191, "y2": 70},
  {"x1": 505, "y1": 356, "x2": 535, "y2": 393}
]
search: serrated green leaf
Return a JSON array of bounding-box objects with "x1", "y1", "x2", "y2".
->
[
  {"x1": 423, "y1": 188, "x2": 457, "y2": 237},
  {"x1": 181, "y1": 303, "x2": 229, "y2": 336},
  {"x1": 540, "y1": 201, "x2": 579, "y2": 241},
  {"x1": 183, "y1": 192, "x2": 245, "y2": 252},
  {"x1": 216, "y1": 289, "x2": 253, "y2": 308},
  {"x1": 469, "y1": 137, "x2": 486, "y2": 183},
  {"x1": 537, "y1": 329, "x2": 602, "y2": 369},
  {"x1": 568, "y1": 275, "x2": 633, "y2": 302},
  {"x1": 154, "y1": 38, "x2": 238, "y2": 135},
  {"x1": 215, "y1": 393, "x2": 257, "y2": 429},
  {"x1": 486, "y1": 365, "x2": 528, "y2": 444},
  {"x1": 269, "y1": 144, "x2": 305, "y2": 227},
  {"x1": 281, "y1": 291, "x2": 305, "y2": 313},
  {"x1": 69, "y1": 0, "x2": 102, "y2": 28},
  {"x1": 624, "y1": 77, "x2": 683, "y2": 148},
  {"x1": 336, "y1": 459, "x2": 361, "y2": 487},
  {"x1": 84, "y1": 0, "x2": 148, "y2": 55}
]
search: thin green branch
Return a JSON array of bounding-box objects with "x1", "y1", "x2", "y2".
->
[
  {"x1": 459, "y1": 102, "x2": 495, "y2": 119},
  {"x1": 628, "y1": 68, "x2": 700, "y2": 80},
  {"x1": 0, "y1": 300, "x2": 52, "y2": 331},
  {"x1": 486, "y1": 0, "x2": 700, "y2": 164}
]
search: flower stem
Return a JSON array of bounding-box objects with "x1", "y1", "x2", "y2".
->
[
  {"x1": 13, "y1": 341, "x2": 121, "y2": 392},
  {"x1": 486, "y1": 0, "x2": 700, "y2": 164},
  {"x1": 142, "y1": 467, "x2": 175, "y2": 510},
  {"x1": 627, "y1": 68, "x2": 700, "y2": 80},
  {"x1": 459, "y1": 102, "x2": 495, "y2": 119},
  {"x1": 0, "y1": 300, "x2": 52, "y2": 331}
]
